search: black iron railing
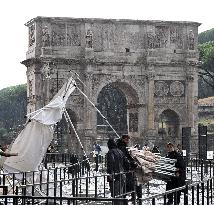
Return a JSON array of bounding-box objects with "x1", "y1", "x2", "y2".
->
[{"x1": 1, "y1": 155, "x2": 214, "y2": 204}]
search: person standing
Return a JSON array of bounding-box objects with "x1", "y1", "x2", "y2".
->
[
  {"x1": 176, "y1": 144, "x2": 183, "y2": 156},
  {"x1": 142, "y1": 144, "x2": 150, "y2": 151},
  {"x1": 0, "y1": 146, "x2": 18, "y2": 157},
  {"x1": 0, "y1": 150, "x2": 18, "y2": 157},
  {"x1": 116, "y1": 134, "x2": 141, "y2": 200},
  {"x1": 106, "y1": 138, "x2": 129, "y2": 204},
  {"x1": 0, "y1": 147, "x2": 18, "y2": 168},
  {"x1": 165, "y1": 142, "x2": 186, "y2": 205},
  {"x1": 93, "y1": 142, "x2": 102, "y2": 155},
  {"x1": 93, "y1": 142, "x2": 102, "y2": 171}
]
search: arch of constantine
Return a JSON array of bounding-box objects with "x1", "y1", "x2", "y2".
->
[{"x1": 22, "y1": 17, "x2": 200, "y2": 153}]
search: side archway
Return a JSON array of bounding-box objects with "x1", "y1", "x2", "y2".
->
[
  {"x1": 158, "y1": 109, "x2": 180, "y2": 144},
  {"x1": 54, "y1": 109, "x2": 79, "y2": 154}
]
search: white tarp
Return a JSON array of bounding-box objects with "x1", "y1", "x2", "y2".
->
[
  {"x1": 26, "y1": 76, "x2": 76, "y2": 125},
  {"x1": 3, "y1": 76, "x2": 76, "y2": 173}
]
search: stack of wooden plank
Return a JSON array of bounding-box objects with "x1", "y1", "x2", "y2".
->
[{"x1": 129, "y1": 148, "x2": 177, "y2": 183}]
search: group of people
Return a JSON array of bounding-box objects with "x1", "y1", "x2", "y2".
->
[
  {"x1": 106, "y1": 135, "x2": 186, "y2": 205},
  {"x1": 106, "y1": 134, "x2": 141, "y2": 203}
]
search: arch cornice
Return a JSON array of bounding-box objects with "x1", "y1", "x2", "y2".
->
[
  {"x1": 156, "y1": 107, "x2": 182, "y2": 123},
  {"x1": 147, "y1": 60, "x2": 199, "y2": 67}
]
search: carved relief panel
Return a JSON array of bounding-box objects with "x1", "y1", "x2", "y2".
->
[
  {"x1": 147, "y1": 30, "x2": 156, "y2": 49},
  {"x1": 67, "y1": 24, "x2": 81, "y2": 46},
  {"x1": 41, "y1": 23, "x2": 81, "y2": 47},
  {"x1": 28, "y1": 78, "x2": 33, "y2": 98},
  {"x1": 102, "y1": 24, "x2": 114, "y2": 50},
  {"x1": 154, "y1": 80, "x2": 185, "y2": 104},
  {"x1": 154, "y1": 81, "x2": 169, "y2": 97},
  {"x1": 147, "y1": 26, "x2": 169, "y2": 49},
  {"x1": 127, "y1": 31, "x2": 144, "y2": 50},
  {"x1": 42, "y1": 26, "x2": 51, "y2": 47},
  {"x1": 27, "y1": 71, "x2": 35, "y2": 105},
  {"x1": 51, "y1": 23, "x2": 66, "y2": 46},
  {"x1": 91, "y1": 24, "x2": 103, "y2": 52},
  {"x1": 155, "y1": 26, "x2": 168, "y2": 48},
  {"x1": 170, "y1": 27, "x2": 183, "y2": 49},
  {"x1": 114, "y1": 25, "x2": 124, "y2": 49},
  {"x1": 29, "y1": 24, "x2": 35, "y2": 47}
]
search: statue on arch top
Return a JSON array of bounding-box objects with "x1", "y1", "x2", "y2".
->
[
  {"x1": 188, "y1": 30, "x2": 195, "y2": 50},
  {"x1": 86, "y1": 29, "x2": 93, "y2": 48},
  {"x1": 42, "y1": 26, "x2": 50, "y2": 47}
]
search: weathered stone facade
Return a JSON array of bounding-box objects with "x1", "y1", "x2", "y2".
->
[{"x1": 22, "y1": 17, "x2": 200, "y2": 153}]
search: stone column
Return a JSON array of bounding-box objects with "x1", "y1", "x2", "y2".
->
[
  {"x1": 83, "y1": 71, "x2": 97, "y2": 153},
  {"x1": 186, "y1": 67, "x2": 198, "y2": 153},
  {"x1": 146, "y1": 69, "x2": 156, "y2": 139},
  {"x1": 186, "y1": 74, "x2": 194, "y2": 127},
  {"x1": 147, "y1": 71, "x2": 155, "y2": 129}
]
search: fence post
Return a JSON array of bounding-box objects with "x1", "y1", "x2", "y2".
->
[
  {"x1": 207, "y1": 180, "x2": 210, "y2": 205},
  {"x1": 191, "y1": 186, "x2": 194, "y2": 205},
  {"x1": 184, "y1": 185, "x2": 188, "y2": 205},
  {"x1": 211, "y1": 178, "x2": 213, "y2": 204},
  {"x1": 202, "y1": 182, "x2": 205, "y2": 205},
  {"x1": 201, "y1": 159, "x2": 204, "y2": 181},
  {"x1": 95, "y1": 154, "x2": 99, "y2": 171}
]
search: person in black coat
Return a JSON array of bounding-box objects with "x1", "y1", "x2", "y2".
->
[
  {"x1": 106, "y1": 138, "x2": 129, "y2": 202},
  {"x1": 165, "y1": 142, "x2": 186, "y2": 205},
  {"x1": 116, "y1": 134, "x2": 141, "y2": 199}
]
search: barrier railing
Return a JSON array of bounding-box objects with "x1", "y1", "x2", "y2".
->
[
  {"x1": 0, "y1": 173, "x2": 213, "y2": 204},
  {"x1": 0, "y1": 195, "x2": 129, "y2": 205},
  {"x1": 139, "y1": 176, "x2": 214, "y2": 205},
  {"x1": 1, "y1": 155, "x2": 214, "y2": 204}
]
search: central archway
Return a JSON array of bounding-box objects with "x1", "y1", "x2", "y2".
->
[
  {"x1": 97, "y1": 84, "x2": 128, "y2": 137},
  {"x1": 95, "y1": 80, "x2": 140, "y2": 144}
]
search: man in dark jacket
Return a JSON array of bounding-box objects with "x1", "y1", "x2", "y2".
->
[
  {"x1": 116, "y1": 134, "x2": 140, "y2": 199},
  {"x1": 166, "y1": 142, "x2": 186, "y2": 205},
  {"x1": 106, "y1": 138, "x2": 129, "y2": 203}
]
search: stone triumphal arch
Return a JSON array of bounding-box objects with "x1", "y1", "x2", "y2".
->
[{"x1": 22, "y1": 17, "x2": 200, "y2": 152}]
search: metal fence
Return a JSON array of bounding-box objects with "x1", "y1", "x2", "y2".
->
[
  {"x1": 0, "y1": 195, "x2": 129, "y2": 205},
  {"x1": 139, "y1": 177, "x2": 214, "y2": 205},
  {"x1": 0, "y1": 172, "x2": 214, "y2": 204},
  {"x1": 1, "y1": 153, "x2": 214, "y2": 204}
]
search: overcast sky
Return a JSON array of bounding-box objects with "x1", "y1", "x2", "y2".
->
[{"x1": 0, "y1": 0, "x2": 213, "y2": 90}]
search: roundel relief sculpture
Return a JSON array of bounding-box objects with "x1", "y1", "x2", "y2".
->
[
  {"x1": 154, "y1": 81, "x2": 169, "y2": 96},
  {"x1": 170, "y1": 81, "x2": 184, "y2": 96}
]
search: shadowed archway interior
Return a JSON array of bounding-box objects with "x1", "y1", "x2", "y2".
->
[
  {"x1": 158, "y1": 109, "x2": 180, "y2": 141},
  {"x1": 96, "y1": 84, "x2": 128, "y2": 137}
]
